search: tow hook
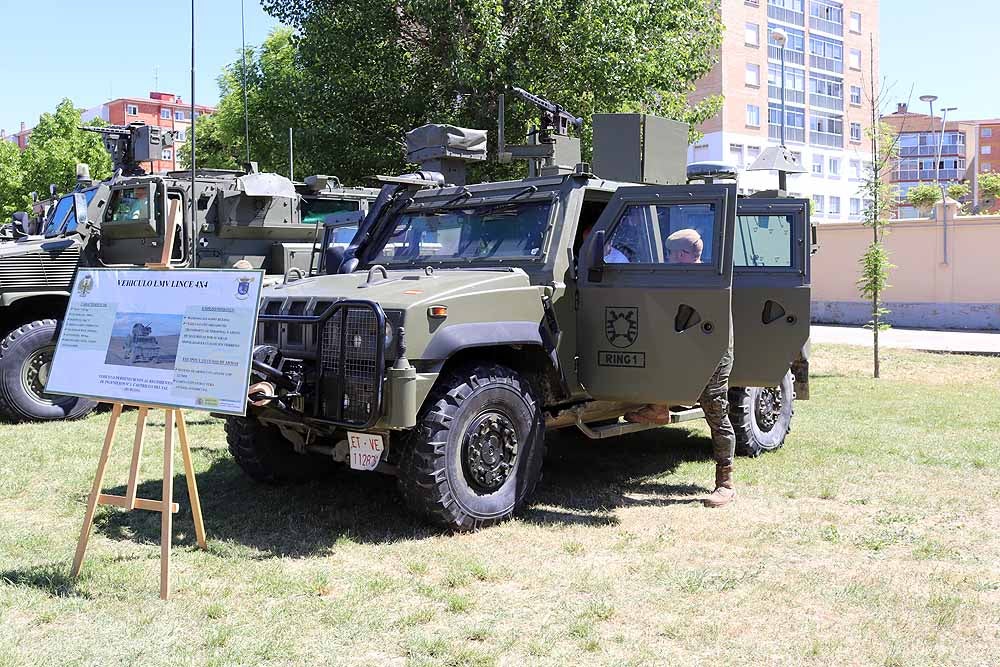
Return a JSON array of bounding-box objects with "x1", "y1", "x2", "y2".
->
[{"x1": 247, "y1": 381, "x2": 277, "y2": 407}]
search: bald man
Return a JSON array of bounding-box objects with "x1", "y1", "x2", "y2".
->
[{"x1": 626, "y1": 227, "x2": 736, "y2": 508}]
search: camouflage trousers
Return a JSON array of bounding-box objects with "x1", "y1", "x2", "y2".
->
[{"x1": 699, "y1": 348, "x2": 735, "y2": 467}]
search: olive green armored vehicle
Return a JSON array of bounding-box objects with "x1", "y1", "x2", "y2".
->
[
  {"x1": 229, "y1": 96, "x2": 812, "y2": 530},
  {"x1": 0, "y1": 122, "x2": 377, "y2": 423}
]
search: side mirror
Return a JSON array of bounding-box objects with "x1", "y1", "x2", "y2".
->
[
  {"x1": 73, "y1": 193, "x2": 89, "y2": 229},
  {"x1": 588, "y1": 229, "x2": 606, "y2": 283},
  {"x1": 11, "y1": 212, "x2": 29, "y2": 238},
  {"x1": 324, "y1": 245, "x2": 346, "y2": 275},
  {"x1": 810, "y1": 223, "x2": 819, "y2": 256},
  {"x1": 49, "y1": 184, "x2": 57, "y2": 198}
]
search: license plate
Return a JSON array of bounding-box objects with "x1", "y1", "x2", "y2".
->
[{"x1": 347, "y1": 432, "x2": 384, "y2": 471}]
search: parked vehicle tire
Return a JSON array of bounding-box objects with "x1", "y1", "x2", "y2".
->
[
  {"x1": 729, "y1": 370, "x2": 795, "y2": 457},
  {"x1": 0, "y1": 319, "x2": 97, "y2": 422},
  {"x1": 225, "y1": 416, "x2": 335, "y2": 483},
  {"x1": 398, "y1": 363, "x2": 546, "y2": 532}
]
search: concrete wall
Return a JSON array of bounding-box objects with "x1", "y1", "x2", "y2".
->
[{"x1": 811, "y1": 201, "x2": 1000, "y2": 330}]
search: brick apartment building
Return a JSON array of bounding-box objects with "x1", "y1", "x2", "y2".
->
[
  {"x1": 689, "y1": 0, "x2": 879, "y2": 223},
  {"x1": 83, "y1": 92, "x2": 216, "y2": 173},
  {"x1": 3, "y1": 92, "x2": 215, "y2": 174},
  {"x1": 881, "y1": 106, "x2": 1000, "y2": 216}
]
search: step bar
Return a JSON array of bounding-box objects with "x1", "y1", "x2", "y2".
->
[{"x1": 574, "y1": 406, "x2": 705, "y2": 440}]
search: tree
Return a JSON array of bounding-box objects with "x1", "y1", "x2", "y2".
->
[
  {"x1": 253, "y1": 0, "x2": 723, "y2": 183},
  {"x1": 0, "y1": 140, "x2": 28, "y2": 220},
  {"x1": 946, "y1": 181, "x2": 970, "y2": 202},
  {"x1": 178, "y1": 113, "x2": 241, "y2": 171},
  {"x1": 19, "y1": 99, "x2": 112, "y2": 197},
  {"x1": 906, "y1": 182, "x2": 940, "y2": 214},
  {"x1": 979, "y1": 171, "x2": 1000, "y2": 213},
  {"x1": 857, "y1": 35, "x2": 904, "y2": 379}
]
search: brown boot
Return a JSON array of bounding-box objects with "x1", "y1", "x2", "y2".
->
[{"x1": 704, "y1": 464, "x2": 736, "y2": 508}]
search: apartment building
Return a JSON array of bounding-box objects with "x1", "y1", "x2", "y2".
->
[
  {"x1": 689, "y1": 0, "x2": 879, "y2": 223},
  {"x1": 83, "y1": 92, "x2": 215, "y2": 173}
]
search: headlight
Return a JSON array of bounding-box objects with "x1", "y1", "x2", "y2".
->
[{"x1": 383, "y1": 310, "x2": 404, "y2": 357}]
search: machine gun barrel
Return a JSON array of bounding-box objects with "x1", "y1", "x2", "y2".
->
[{"x1": 510, "y1": 87, "x2": 583, "y2": 132}]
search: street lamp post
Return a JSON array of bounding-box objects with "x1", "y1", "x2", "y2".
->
[
  {"x1": 772, "y1": 29, "x2": 788, "y2": 148},
  {"x1": 920, "y1": 94, "x2": 957, "y2": 264}
]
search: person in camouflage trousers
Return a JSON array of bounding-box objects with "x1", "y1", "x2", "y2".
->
[{"x1": 625, "y1": 228, "x2": 736, "y2": 507}]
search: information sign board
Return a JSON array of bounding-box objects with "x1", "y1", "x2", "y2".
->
[{"x1": 47, "y1": 268, "x2": 263, "y2": 415}]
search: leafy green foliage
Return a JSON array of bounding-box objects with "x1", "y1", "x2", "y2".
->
[
  {"x1": 203, "y1": 1, "x2": 726, "y2": 183},
  {"x1": 905, "y1": 183, "x2": 941, "y2": 213},
  {"x1": 19, "y1": 100, "x2": 112, "y2": 196},
  {"x1": 856, "y1": 241, "x2": 894, "y2": 330},
  {"x1": 979, "y1": 171, "x2": 1000, "y2": 213},
  {"x1": 0, "y1": 140, "x2": 28, "y2": 220},
  {"x1": 0, "y1": 100, "x2": 111, "y2": 222},
  {"x1": 946, "y1": 181, "x2": 970, "y2": 202}
]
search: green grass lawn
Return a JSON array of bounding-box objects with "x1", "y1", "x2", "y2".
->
[{"x1": 1, "y1": 344, "x2": 998, "y2": 666}]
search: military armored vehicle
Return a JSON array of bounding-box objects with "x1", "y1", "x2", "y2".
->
[
  {"x1": 226, "y1": 93, "x2": 813, "y2": 531},
  {"x1": 0, "y1": 122, "x2": 377, "y2": 423},
  {"x1": 123, "y1": 323, "x2": 159, "y2": 363}
]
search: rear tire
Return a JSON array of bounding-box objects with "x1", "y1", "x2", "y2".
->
[
  {"x1": 729, "y1": 370, "x2": 795, "y2": 457},
  {"x1": 225, "y1": 416, "x2": 335, "y2": 484},
  {"x1": 0, "y1": 319, "x2": 97, "y2": 422},
  {"x1": 398, "y1": 363, "x2": 546, "y2": 532}
]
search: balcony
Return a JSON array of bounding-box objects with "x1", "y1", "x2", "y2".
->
[
  {"x1": 768, "y1": 4, "x2": 805, "y2": 26},
  {"x1": 810, "y1": 92, "x2": 843, "y2": 111},
  {"x1": 899, "y1": 145, "x2": 965, "y2": 158},
  {"x1": 769, "y1": 124, "x2": 806, "y2": 143},
  {"x1": 810, "y1": 130, "x2": 844, "y2": 148},
  {"x1": 809, "y1": 15, "x2": 843, "y2": 35},
  {"x1": 892, "y1": 169, "x2": 965, "y2": 181},
  {"x1": 769, "y1": 45, "x2": 806, "y2": 65},
  {"x1": 769, "y1": 85, "x2": 806, "y2": 105},
  {"x1": 809, "y1": 54, "x2": 843, "y2": 73}
]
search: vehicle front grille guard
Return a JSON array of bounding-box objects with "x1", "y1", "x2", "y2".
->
[{"x1": 257, "y1": 300, "x2": 387, "y2": 429}]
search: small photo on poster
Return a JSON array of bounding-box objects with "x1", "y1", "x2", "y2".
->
[{"x1": 105, "y1": 312, "x2": 183, "y2": 371}]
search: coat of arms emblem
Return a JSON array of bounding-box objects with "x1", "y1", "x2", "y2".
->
[
  {"x1": 77, "y1": 274, "x2": 94, "y2": 298},
  {"x1": 605, "y1": 307, "x2": 638, "y2": 348},
  {"x1": 235, "y1": 276, "x2": 255, "y2": 300}
]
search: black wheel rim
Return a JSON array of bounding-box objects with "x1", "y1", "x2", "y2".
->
[
  {"x1": 754, "y1": 386, "x2": 783, "y2": 433},
  {"x1": 462, "y1": 410, "x2": 519, "y2": 492},
  {"x1": 21, "y1": 344, "x2": 56, "y2": 406}
]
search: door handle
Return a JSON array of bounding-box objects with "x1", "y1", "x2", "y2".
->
[
  {"x1": 762, "y1": 300, "x2": 787, "y2": 325},
  {"x1": 674, "y1": 304, "x2": 702, "y2": 332}
]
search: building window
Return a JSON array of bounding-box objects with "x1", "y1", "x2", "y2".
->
[
  {"x1": 848, "y1": 49, "x2": 862, "y2": 70},
  {"x1": 747, "y1": 104, "x2": 761, "y2": 127},
  {"x1": 747, "y1": 145, "x2": 762, "y2": 162},
  {"x1": 812, "y1": 154, "x2": 824, "y2": 175},
  {"x1": 160, "y1": 109, "x2": 170, "y2": 119},
  {"x1": 746, "y1": 63, "x2": 761, "y2": 87},
  {"x1": 162, "y1": 149, "x2": 173, "y2": 161},
  {"x1": 849, "y1": 11, "x2": 861, "y2": 33},
  {"x1": 983, "y1": 163, "x2": 992, "y2": 173},
  {"x1": 983, "y1": 146, "x2": 992, "y2": 155},
  {"x1": 850, "y1": 122, "x2": 862, "y2": 142},
  {"x1": 126, "y1": 104, "x2": 138, "y2": 116},
  {"x1": 814, "y1": 194, "x2": 825, "y2": 214},
  {"x1": 850, "y1": 198, "x2": 862, "y2": 216},
  {"x1": 828, "y1": 157, "x2": 840, "y2": 177},
  {"x1": 829, "y1": 196, "x2": 841, "y2": 215},
  {"x1": 850, "y1": 159, "x2": 861, "y2": 179},
  {"x1": 730, "y1": 144, "x2": 745, "y2": 168},
  {"x1": 174, "y1": 111, "x2": 185, "y2": 120},
  {"x1": 176, "y1": 130, "x2": 186, "y2": 142},
  {"x1": 983, "y1": 128, "x2": 993, "y2": 138},
  {"x1": 850, "y1": 86, "x2": 862, "y2": 105},
  {"x1": 745, "y1": 23, "x2": 760, "y2": 46}
]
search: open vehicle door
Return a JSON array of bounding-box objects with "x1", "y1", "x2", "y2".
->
[
  {"x1": 730, "y1": 198, "x2": 811, "y2": 387},
  {"x1": 577, "y1": 185, "x2": 737, "y2": 404}
]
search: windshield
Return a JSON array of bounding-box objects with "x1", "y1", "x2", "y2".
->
[
  {"x1": 372, "y1": 200, "x2": 552, "y2": 264},
  {"x1": 43, "y1": 196, "x2": 75, "y2": 238},
  {"x1": 302, "y1": 198, "x2": 360, "y2": 226}
]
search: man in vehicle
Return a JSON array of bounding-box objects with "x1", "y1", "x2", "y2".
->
[
  {"x1": 579, "y1": 220, "x2": 629, "y2": 263},
  {"x1": 626, "y1": 227, "x2": 736, "y2": 508}
]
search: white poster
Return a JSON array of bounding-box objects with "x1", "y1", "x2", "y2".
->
[{"x1": 47, "y1": 268, "x2": 264, "y2": 416}]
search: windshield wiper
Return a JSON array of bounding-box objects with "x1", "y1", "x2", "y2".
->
[{"x1": 473, "y1": 185, "x2": 538, "y2": 217}]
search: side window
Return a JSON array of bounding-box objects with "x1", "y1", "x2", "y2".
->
[
  {"x1": 734, "y1": 214, "x2": 793, "y2": 268},
  {"x1": 605, "y1": 202, "x2": 717, "y2": 265}
]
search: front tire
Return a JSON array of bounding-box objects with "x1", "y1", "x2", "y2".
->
[
  {"x1": 398, "y1": 363, "x2": 546, "y2": 532},
  {"x1": 225, "y1": 416, "x2": 335, "y2": 484},
  {"x1": 729, "y1": 370, "x2": 795, "y2": 457},
  {"x1": 0, "y1": 319, "x2": 97, "y2": 422}
]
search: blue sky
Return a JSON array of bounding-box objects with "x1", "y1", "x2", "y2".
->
[{"x1": 0, "y1": 0, "x2": 996, "y2": 135}]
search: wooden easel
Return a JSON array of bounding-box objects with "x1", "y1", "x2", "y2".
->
[{"x1": 71, "y1": 199, "x2": 207, "y2": 600}]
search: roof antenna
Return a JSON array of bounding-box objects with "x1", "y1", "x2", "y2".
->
[{"x1": 241, "y1": 0, "x2": 251, "y2": 167}]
